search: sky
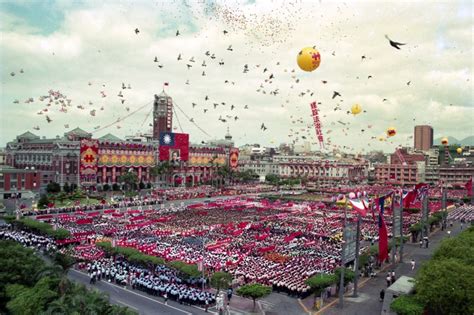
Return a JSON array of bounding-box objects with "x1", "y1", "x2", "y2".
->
[{"x1": 0, "y1": 0, "x2": 472, "y2": 153}]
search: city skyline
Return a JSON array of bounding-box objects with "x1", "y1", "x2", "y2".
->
[{"x1": 1, "y1": 0, "x2": 473, "y2": 153}]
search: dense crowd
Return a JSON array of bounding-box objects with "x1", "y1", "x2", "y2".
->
[
  {"x1": 82, "y1": 258, "x2": 215, "y2": 307},
  {"x1": 30, "y1": 195, "x2": 439, "y2": 297}
]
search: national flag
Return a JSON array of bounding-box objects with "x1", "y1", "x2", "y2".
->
[
  {"x1": 349, "y1": 198, "x2": 369, "y2": 217},
  {"x1": 465, "y1": 177, "x2": 473, "y2": 197},
  {"x1": 377, "y1": 197, "x2": 389, "y2": 263},
  {"x1": 160, "y1": 132, "x2": 175, "y2": 146},
  {"x1": 159, "y1": 132, "x2": 189, "y2": 162}
]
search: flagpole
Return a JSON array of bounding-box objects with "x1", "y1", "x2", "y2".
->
[
  {"x1": 352, "y1": 213, "x2": 361, "y2": 297},
  {"x1": 399, "y1": 189, "x2": 404, "y2": 263},
  {"x1": 339, "y1": 198, "x2": 347, "y2": 308},
  {"x1": 391, "y1": 192, "x2": 396, "y2": 265}
]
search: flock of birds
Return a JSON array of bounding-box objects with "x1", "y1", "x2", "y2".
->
[{"x1": 7, "y1": 1, "x2": 427, "y2": 154}]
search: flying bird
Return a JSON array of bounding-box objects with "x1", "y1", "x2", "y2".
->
[
  {"x1": 227, "y1": 45, "x2": 233, "y2": 51},
  {"x1": 134, "y1": 28, "x2": 140, "y2": 34},
  {"x1": 385, "y1": 34, "x2": 406, "y2": 50},
  {"x1": 332, "y1": 91, "x2": 341, "y2": 99},
  {"x1": 176, "y1": 30, "x2": 180, "y2": 36},
  {"x1": 260, "y1": 123, "x2": 267, "y2": 131}
]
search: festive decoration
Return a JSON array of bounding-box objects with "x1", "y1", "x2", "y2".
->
[
  {"x1": 351, "y1": 104, "x2": 362, "y2": 115},
  {"x1": 456, "y1": 147, "x2": 462, "y2": 154},
  {"x1": 297, "y1": 47, "x2": 321, "y2": 72},
  {"x1": 310, "y1": 101, "x2": 324, "y2": 148},
  {"x1": 441, "y1": 137, "x2": 449, "y2": 145},
  {"x1": 99, "y1": 152, "x2": 154, "y2": 167},
  {"x1": 229, "y1": 148, "x2": 240, "y2": 169},
  {"x1": 159, "y1": 132, "x2": 189, "y2": 162},
  {"x1": 386, "y1": 127, "x2": 397, "y2": 137},
  {"x1": 80, "y1": 139, "x2": 99, "y2": 184}
]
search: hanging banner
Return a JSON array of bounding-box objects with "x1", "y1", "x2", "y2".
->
[
  {"x1": 80, "y1": 139, "x2": 99, "y2": 185},
  {"x1": 310, "y1": 101, "x2": 324, "y2": 148}
]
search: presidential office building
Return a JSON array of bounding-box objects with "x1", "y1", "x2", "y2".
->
[{"x1": 4, "y1": 92, "x2": 239, "y2": 190}]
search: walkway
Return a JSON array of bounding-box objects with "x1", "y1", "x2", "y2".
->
[{"x1": 308, "y1": 222, "x2": 463, "y2": 315}]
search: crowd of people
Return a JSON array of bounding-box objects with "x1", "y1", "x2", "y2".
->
[
  {"x1": 21, "y1": 184, "x2": 276, "y2": 217},
  {"x1": 22, "y1": 195, "x2": 443, "y2": 297},
  {"x1": 6, "y1": 184, "x2": 468, "y2": 301},
  {"x1": 82, "y1": 258, "x2": 216, "y2": 307}
]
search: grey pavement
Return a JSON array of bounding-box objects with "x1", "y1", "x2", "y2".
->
[{"x1": 320, "y1": 222, "x2": 464, "y2": 315}]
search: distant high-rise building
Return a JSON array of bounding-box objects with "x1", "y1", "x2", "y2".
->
[
  {"x1": 414, "y1": 125, "x2": 433, "y2": 151},
  {"x1": 153, "y1": 91, "x2": 173, "y2": 140}
]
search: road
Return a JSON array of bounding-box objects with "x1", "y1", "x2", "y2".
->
[
  {"x1": 319, "y1": 222, "x2": 464, "y2": 315},
  {"x1": 68, "y1": 269, "x2": 215, "y2": 315}
]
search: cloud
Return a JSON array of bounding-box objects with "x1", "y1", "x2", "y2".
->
[{"x1": 0, "y1": 0, "x2": 472, "y2": 154}]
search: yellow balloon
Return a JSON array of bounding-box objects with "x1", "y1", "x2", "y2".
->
[
  {"x1": 386, "y1": 127, "x2": 397, "y2": 137},
  {"x1": 297, "y1": 47, "x2": 321, "y2": 72},
  {"x1": 351, "y1": 104, "x2": 362, "y2": 115},
  {"x1": 441, "y1": 137, "x2": 449, "y2": 145},
  {"x1": 378, "y1": 136, "x2": 385, "y2": 142},
  {"x1": 456, "y1": 147, "x2": 462, "y2": 154}
]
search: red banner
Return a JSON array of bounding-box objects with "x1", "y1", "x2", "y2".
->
[
  {"x1": 159, "y1": 133, "x2": 189, "y2": 162},
  {"x1": 80, "y1": 139, "x2": 99, "y2": 184},
  {"x1": 310, "y1": 101, "x2": 324, "y2": 148}
]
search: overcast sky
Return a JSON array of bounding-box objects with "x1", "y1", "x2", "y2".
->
[{"x1": 1, "y1": 0, "x2": 472, "y2": 153}]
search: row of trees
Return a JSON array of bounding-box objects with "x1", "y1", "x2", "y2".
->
[
  {"x1": 0, "y1": 240, "x2": 135, "y2": 315},
  {"x1": 391, "y1": 226, "x2": 474, "y2": 315},
  {"x1": 265, "y1": 174, "x2": 301, "y2": 186},
  {"x1": 97, "y1": 241, "x2": 272, "y2": 311},
  {"x1": 5, "y1": 217, "x2": 71, "y2": 239}
]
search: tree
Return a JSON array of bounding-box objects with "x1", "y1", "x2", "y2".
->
[
  {"x1": 151, "y1": 161, "x2": 173, "y2": 185},
  {"x1": 0, "y1": 241, "x2": 46, "y2": 311},
  {"x1": 416, "y1": 258, "x2": 474, "y2": 315},
  {"x1": 236, "y1": 283, "x2": 272, "y2": 311},
  {"x1": 390, "y1": 295, "x2": 424, "y2": 315},
  {"x1": 265, "y1": 174, "x2": 280, "y2": 185},
  {"x1": 118, "y1": 171, "x2": 138, "y2": 191},
  {"x1": 305, "y1": 274, "x2": 337, "y2": 306},
  {"x1": 46, "y1": 182, "x2": 61, "y2": 194},
  {"x1": 139, "y1": 182, "x2": 145, "y2": 190},
  {"x1": 63, "y1": 182, "x2": 71, "y2": 193},
  {"x1": 210, "y1": 271, "x2": 233, "y2": 294},
  {"x1": 432, "y1": 228, "x2": 474, "y2": 265},
  {"x1": 6, "y1": 277, "x2": 58, "y2": 315},
  {"x1": 334, "y1": 267, "x2": 355, "y2": 293},
  {"x1": 103, "y1": 184, "x2": 111, "y2": 191},
  {"x1": 37, "y1": 194, "x2": 50, "y2": 209},
  {"x1": 112, "y1": 183, "x2": 120, "y2": 191}
]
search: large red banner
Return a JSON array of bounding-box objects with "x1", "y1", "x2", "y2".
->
[
  {"x1": 159, "y1": 133, "x2": 189, "y2": 162},
  {"x1": 80, "y1": 139, "x2": 99, "y2": 185}
]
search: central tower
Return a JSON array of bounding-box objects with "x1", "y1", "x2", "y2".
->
[{"x1": 153, "y1": 91, "x2": 173, "y2": 140}]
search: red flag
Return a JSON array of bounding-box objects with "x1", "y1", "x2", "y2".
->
[
  {"x1": 466, "y1": 178, "x2": 473, "y2": 197},
  {"x1": 159, "y1": 132, "x2": 189, "y2": 162},
  {"x1": 378, "y1": 197, "x2": 389, "y2": 263}
]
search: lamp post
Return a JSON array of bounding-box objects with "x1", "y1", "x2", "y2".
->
[{"x1": 339, "y1": 199, "x2": 347, "y2": 308}]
